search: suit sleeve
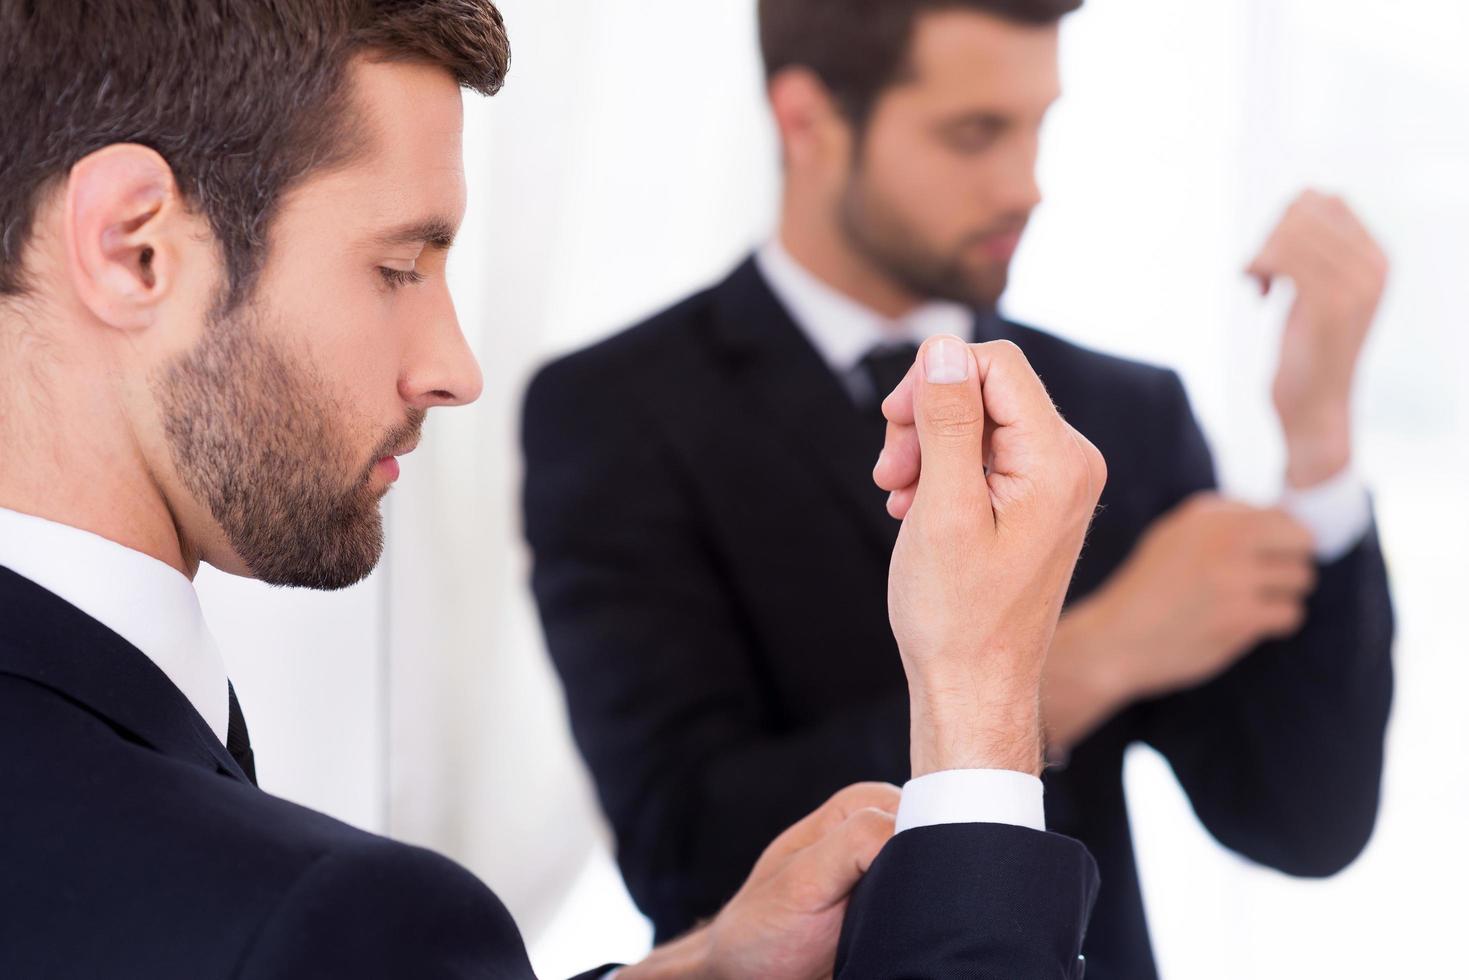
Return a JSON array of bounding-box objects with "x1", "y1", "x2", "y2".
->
[
  {"x1": 835, "y1": 824, "x2": 1099, "y2": 979},
  {"x1": 522, "y1": 360, "x2": 911, "y2": 938},
  {"x1": 1135, "y1": 371, "x2": 1396, "y2": 876},
  {"x1": 235, "y1": 838, "x2": 537, "y2": 979}
]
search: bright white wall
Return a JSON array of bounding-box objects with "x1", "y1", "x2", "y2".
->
[{"x1": 197, "y1": 1, "x2": 1469, "y2": 977}]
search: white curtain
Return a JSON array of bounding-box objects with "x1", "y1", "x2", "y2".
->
[{"x1": 199, "y1": 1, "x2": 1469, "y2": 976}]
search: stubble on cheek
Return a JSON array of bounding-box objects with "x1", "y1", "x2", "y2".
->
[{"x1": 152, "y1": 307, "x2": 389, "y2": 590}]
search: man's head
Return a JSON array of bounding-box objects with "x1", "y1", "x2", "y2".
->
[
  {"x1": 0, "y1": 1, "x2": 507, "y2": 589},
  {"x1": 761, "y1": 0, "x2": 1080, "y2": 311}
]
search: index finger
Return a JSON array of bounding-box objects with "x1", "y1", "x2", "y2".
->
[{"x1": 970, "y1": 340, "x2": 1058, "y2": 432}]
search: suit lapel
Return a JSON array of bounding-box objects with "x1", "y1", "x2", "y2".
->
[
  {"x1": 710, "y1": 259, "x2": 902, "y2": 559},
  {"x1": 0, "y1": 566, "x2": 251, "y2": 784}
]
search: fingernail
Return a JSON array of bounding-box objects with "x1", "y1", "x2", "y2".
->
[{"x1": 925, "y1": 336, "x2": 969, "y2": 384}]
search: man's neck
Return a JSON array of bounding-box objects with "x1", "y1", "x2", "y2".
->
[
  {"x1": 0, "y1": 391, "x2": 198, "y2": 579},
  {"x1": 777, "y1": 209, "x2": 927, "y2": 322}
]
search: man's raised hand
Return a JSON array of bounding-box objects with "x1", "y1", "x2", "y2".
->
[{"x1": 874, "y1": 337, "x2": 1106, "y2": 778}]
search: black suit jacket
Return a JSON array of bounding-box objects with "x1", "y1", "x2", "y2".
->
[
  {"x1": 523, "y1": 258, "x2": 1395, "y2": 980},
  {"x1": 0, "y1": 561, "x2": 1097, "y2": 978}
]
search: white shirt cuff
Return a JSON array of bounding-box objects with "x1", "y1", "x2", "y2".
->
[
  {"x1": 895, "y1": 769, "x2": 1047, "y2": 834},
  {"x1": 1280, "y1": 467, "x2": 1372, "y2": 563}
]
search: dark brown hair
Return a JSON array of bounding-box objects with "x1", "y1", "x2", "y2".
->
[
  {"x1": 760, "y1": 0, "x2": 1081, "y2": 123},
  {"x1": 0, "y1": 0, "x2": 510, "y2": 308}
]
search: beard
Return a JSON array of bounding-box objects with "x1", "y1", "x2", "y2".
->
[
  {"x1": 152, "y1": 301, "x2": 423, "y2": 591},
  {"x1": 839, "y1": 167, "x2": 1028, "y2": 312}
]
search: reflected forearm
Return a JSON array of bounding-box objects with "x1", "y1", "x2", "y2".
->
[{"x1": 1041, "y1": 599, "x2": 1135, "y2": 756}]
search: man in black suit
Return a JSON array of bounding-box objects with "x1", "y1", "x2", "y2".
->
[
  {"x1": 0, "y1": 1, "x2": 1105, "y2": 977},
  {"x1": 523, "y1": 1, "x2": 1396, "y2": 977}
]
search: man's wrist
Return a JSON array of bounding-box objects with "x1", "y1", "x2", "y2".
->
[
  {"x1": 1281, "y1": 407, "x2": 1353, "y2": 489},
  {"x1": 908, "y1": 677, "x2": 1043, "y2": 778}
]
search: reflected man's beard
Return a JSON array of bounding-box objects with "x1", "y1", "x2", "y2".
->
[
  {"x1": 153, "y1": 302, "x2": 422, "y2": 591},
  {"x1": 839, "y1": 168, "x2": 1026, "y2": 312}
]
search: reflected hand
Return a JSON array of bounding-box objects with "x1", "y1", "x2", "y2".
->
[
  {"x1": 1248, "y1": 189, "x2": 1387, "y2": 487},
  {"x1": 620, "y1": 783, "x2": 900, "y2": 980},
  {"x1": 874, "y1": 338, "x2": 1107, "y2": 778},
  {"x1": 1050, "y1": 492, "x2": 1317, "y2": 736}
]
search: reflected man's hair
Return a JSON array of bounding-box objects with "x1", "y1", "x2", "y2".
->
[{"x1": 759, "y1": 0, "x2": 1081, "y2": 124}]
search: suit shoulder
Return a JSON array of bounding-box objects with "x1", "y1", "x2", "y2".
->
[
  {"x1": 530, "y1": 283, "x2": 722, "y2": 397},
  {"x1": 995, "y1": 320, "x2": 1183, "y2": 406},
  {"x1": 522, "y1": 281, "x2": 727, "y2": 456},
  {"x1": 0, "y1": 674, "x2": 523, "y2": 977},
  {"x1": 237, "y1": 835, "x2": 526, "y2": 979}
]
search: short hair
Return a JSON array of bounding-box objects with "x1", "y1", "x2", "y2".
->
[
  {"x1": 759, "y1": 0, "x2": 1081, "y2": 123},
  {"x1": 0, "y1": 0, "x2": 510, "y2": 308}
]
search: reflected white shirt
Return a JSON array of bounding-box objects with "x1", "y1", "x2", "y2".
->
[{"x1": 0, "y1": 507, "x2": 229, "y2": 743}]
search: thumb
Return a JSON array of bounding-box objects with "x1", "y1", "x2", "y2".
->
[
  {"x1": 910, "y1": 335, "x2": 992, "y2": 520},
  {"x1": 776, "y1": 807, "x2": 896, "y2": 913}
]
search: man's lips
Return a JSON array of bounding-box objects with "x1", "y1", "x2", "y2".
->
[
  {"x1": 375, "y1": 456, "x2": 401, "y2": 482},
  {"x1": 375, "y1": 438, "x2": 420, "y2": 484},
  {"x1": 971, "y1": 229, "x2": 1024, "y2": 262}
]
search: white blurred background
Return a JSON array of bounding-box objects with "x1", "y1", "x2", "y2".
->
[{"x1": 203, "y1": 0, "x2": 1469, "y2": 976}]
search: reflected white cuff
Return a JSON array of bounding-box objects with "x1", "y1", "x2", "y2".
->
[
  {"x1": 1280, "y1": 467, "x2": 1372, "y2": 563},
  {"x1": 895, "y1": 769, "x2": 1046, "y2": 834}
]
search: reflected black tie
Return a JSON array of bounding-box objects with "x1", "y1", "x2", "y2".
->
[
  {"x1": 226, "y1": 682, "x2": 258, "y2": 786},
  {"x1": 859, "y1": 343, "x2": 922, "y2": 421}
]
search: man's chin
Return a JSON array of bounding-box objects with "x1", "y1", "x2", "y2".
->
[
  {"x1": 229, "y1": 506, "x2": 386, "y2": 592},
  {"x1": 952, "y1": 261, "x2": 1010, "y2": 311}
]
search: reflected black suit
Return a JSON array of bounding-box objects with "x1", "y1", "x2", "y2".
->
[
  {"x1": 0, "y1": 560, "x2": 1098, "y2": 978},
  {"x1": 523, "y1": 258, "x2": 1395, "y2": 980}
]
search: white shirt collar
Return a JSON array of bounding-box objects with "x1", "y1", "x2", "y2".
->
[
  {"x1": 754, "y1": 238, "x2": 975, "y2": 384},
  {"x1": 0, "y1": 507, "x2": 230, "y2": 744}
]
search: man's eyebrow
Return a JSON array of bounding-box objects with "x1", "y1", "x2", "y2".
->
[{"x1": 372, "y1": 218, "x2": 459, "y2": 251}]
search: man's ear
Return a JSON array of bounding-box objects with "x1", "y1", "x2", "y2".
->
[
  {"x1": 767, "y1": 67, "x2": 849, "y2": 172},
  {"x1": 64, "y1": 144, "x2": 187, "y2": 331}
]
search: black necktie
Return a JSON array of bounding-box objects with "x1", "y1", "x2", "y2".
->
[
  {"x1": 226, "y1": 683, "x2": 258, "y2": 786},
  {"x1": 859, "y1": 343, "x2": 922, "y2": 420}
]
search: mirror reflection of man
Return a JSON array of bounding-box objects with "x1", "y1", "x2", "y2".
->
[{"x1": 523, "y1": 1, "x2": 1395, "y2": 977}]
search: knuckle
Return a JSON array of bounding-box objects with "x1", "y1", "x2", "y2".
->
[
  {"x1": 848, "y1": 781, "x2": 901, "y2": 810},
  {"x1": 982, "y1": 338, "x2": 1025, "y2": 363},
  {"x1": 829, "y1": 781, "x2": 899, "y2": 815},
  {"x1": 924, "y1": 397, "x2": 983, "y2": 435},
  {"x1": 1079, "y1": 434, "x2": 1108, "y2": 493},
  {"x1": 847, "y1": 808, "x2": 896, "y2": 851}
]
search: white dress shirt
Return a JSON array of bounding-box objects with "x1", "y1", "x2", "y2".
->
[
  {"x1": 754, "y1": 238, "x2": 1373, "y2": 833},
  {"x1": 0, "y1": 507, "x2": 230, "y2": 744}
]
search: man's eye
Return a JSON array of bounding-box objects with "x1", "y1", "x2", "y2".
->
[
  {"x1": 378, "y1": 267, "x2": 427, "y2": 290},
  {"x1": 946, "y1": 129, "x2": 997, "y2": 155}
]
